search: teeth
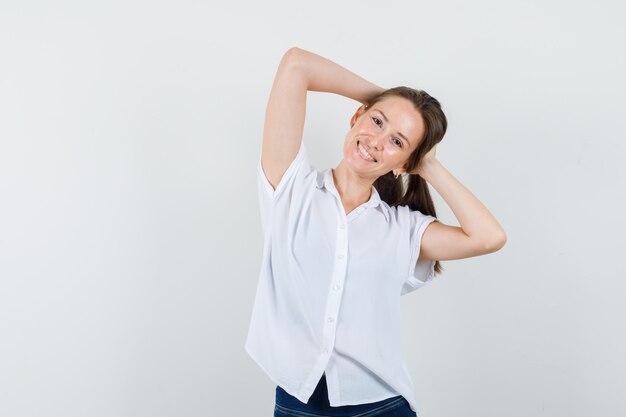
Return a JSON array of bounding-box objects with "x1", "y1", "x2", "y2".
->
[{"x1": 358, "y1": 142, "x2": 376, "y2": 162}]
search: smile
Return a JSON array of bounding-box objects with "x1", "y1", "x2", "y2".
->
[{"x1": 357, "y1": 141, "x2": 377, "y2": 162}]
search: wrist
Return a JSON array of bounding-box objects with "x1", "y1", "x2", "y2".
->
[
  {"x1": 417, "y1": 158, "x2": 440, "y2": 181},
  {"x1": 362, "y1": 86, "x2": 386, "y2": 103}
]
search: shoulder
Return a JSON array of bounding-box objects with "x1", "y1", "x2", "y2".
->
[
  {"x1": 258, "y1": 141, "x2": 319, "y2": 201},
  {"x1": 381, "y1": 202, "x2": 410, "y2": 221},
  {"x1": 383, "y1": 203, "x2": 436, "y2": 229}
]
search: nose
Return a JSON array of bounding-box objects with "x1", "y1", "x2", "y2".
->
[{"x1": 369, "y1": 136, "x2": 383, "y2": 150}]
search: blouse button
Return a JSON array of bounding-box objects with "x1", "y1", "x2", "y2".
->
[
  {"x1": 333, "y1": 284, "x2": 340, "y2": 291},
  {"x1": 337, "y1": 254, "x2": 345, "y2": 259},
  {"x1": 339, "y1": 224, "x2": 346, "y2": 229},
  {"x1": 327, "y1": 317, "x2": 335, "y2": 323}
]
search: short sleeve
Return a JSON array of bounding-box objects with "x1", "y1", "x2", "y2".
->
[
  {"x1": 401, "y1": 210, "x2": 438, "y2": 296},
  {"x1": 257, "y1": 142, "x2": 311, "y2": 235}
]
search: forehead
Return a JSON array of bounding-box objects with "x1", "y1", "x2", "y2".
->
[{"x1": 371, "y1": 96, "x2": 425, "y2": 147}]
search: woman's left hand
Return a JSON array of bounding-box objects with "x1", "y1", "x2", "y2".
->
[{"x1": 410, "y1": 145, "x2": 437, "y2": 177}]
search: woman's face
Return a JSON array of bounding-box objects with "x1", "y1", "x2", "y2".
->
[{"x1": 343, "y1": 95, "x2": 425, "y2": 178}]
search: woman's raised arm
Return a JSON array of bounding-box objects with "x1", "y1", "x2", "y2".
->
[
  {"x1": 294, "y1": 47, "x2": 384, "y2": 103},
  {"x1": 261, "y1": 47, "x2": 383, "y2": 190}
]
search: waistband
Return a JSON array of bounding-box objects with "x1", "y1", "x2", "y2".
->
[{"x1": 275, "y1": 374, "x2": 406, "y2": 416}]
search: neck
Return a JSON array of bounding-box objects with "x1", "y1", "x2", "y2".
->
[{"x1": 331, "y1": 162, "x2": 374, "y2": 206}]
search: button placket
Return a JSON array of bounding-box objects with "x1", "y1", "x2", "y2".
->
[{"x1": 321, "y1": 213, "x2": 349, "y2": 359}]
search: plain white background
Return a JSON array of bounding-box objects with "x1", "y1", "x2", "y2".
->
[{"x1": 1, "y1": 1, "x2": 624, "y2": 416}]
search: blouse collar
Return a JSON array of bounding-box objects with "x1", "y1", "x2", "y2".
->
[{"x1": 315, "y1": 169, "x2": 390, "y2": 223}]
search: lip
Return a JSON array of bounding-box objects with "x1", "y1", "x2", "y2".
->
[{"x1": 357, "y1": 140, "x2": 377, "y2": 162}]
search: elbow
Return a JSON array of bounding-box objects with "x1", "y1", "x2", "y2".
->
[
  {"x1": 484, "y1": 231, "x2": 507, "y2": 252},
  {"x1": 481, "y1": 231, "x2": 506, "y2": 254},
  {"x1": 279, "y1": 47, "x2": 304, "y2": 75},
  {"x1": 283, "y1": 47, "x2": 302, "y2": 65}
]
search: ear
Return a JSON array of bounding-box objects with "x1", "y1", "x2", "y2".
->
[
  {"x1": 395, "y1": 159, "x2": 414, "y2": 177},
  {"x1": 350, "y1": 103, "x2": 368, "y2": 128},
  {"x1": 393, "y1": 168, "x2": 408, "y2": 177}
]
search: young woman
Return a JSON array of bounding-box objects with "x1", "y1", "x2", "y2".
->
[{"x1": 245, "y1": 47, "x2": 507, "y2": 417}]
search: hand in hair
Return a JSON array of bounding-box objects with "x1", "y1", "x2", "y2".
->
[{"x1": 410, "y1": 145, "x2": 438, "y2": 177}]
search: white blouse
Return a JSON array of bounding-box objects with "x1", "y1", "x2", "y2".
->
[{"x1": 245, "y1": 142, "x2": 438, "y2": 414}]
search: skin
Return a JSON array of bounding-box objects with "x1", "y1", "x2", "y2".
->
[{"x1": 331, "y1": 95, "x2": 436, "y2": 214}]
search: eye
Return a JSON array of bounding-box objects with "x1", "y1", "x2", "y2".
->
[{"x1": 373, "y1": 116, "x2": 402, "y2": 148}]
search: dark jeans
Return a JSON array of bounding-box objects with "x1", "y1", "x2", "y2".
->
[{"x1": 274, "y1": 374, "x2": 417, "y2": 417}]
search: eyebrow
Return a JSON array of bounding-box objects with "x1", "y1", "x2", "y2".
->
[{"x1": 374, "y1": 109, "x2": 410, "y2": 146}]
